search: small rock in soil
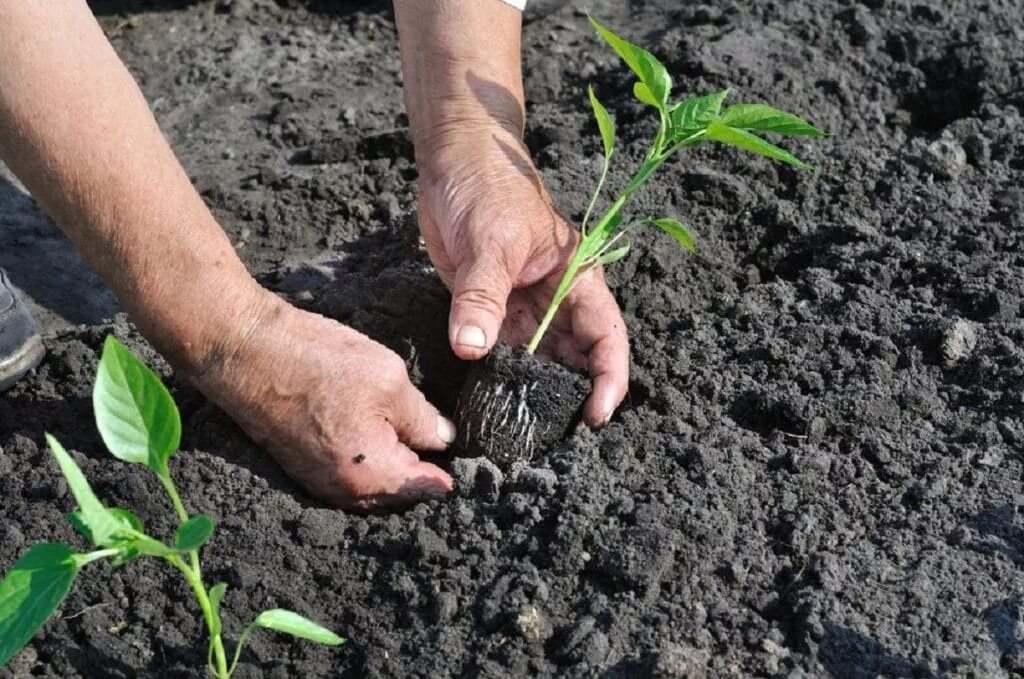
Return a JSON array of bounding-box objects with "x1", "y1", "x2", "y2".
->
[
  {"x1": 515, "y1": 605, "x2": 554, "y2": 643},
  {"x1": 941, "y1": 319, "x2": 978, "y2": 365},
  {"x1": 921, "y1": 139, "x2": 968, "y2": 179},
  {"x1": 648, "y1": 644, "x2": 711, "y2": 678}
]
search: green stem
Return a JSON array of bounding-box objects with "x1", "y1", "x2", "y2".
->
[
  {"x1": 525, "y1": 157, "x2": 656, "y2": 354},
  {"x1": 158, "y1": 469, "x2": 189, "y2": 524},
  {"x1": 168, "y1": 554, "x2": 230, "y2": 678},
  {"x1": 524, "y1": 127, "x2": 707, "y2": 353},
  {"x1": 159, "y1": 470, "x2": 227, "y2": 677},
  {"x1": 525, "y1": 246, "x2": 587, "y2": 355},
  {"x1": 228, "y1": 621, "x2": 260, "y2": 676},
  {"x1": 73, "y1": 548, "x2": 121, "y2": 567},
  {"x1": 580, "y1": 155, "x2": 610, "y2": 237}
]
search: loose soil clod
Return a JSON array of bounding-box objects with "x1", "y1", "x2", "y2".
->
[{"x1": 454, "y1": 344, "x2": 588, "y2": 470}]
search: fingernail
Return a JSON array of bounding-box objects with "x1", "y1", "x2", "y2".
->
[
  {"x1": 456, "y1": 325, "x2": 487, "y2": 349},
  {"x1": 597, "y1": 392, "x2": 617, "y2": 428},
  {"x1": 437, "y1": 416, "x2": 457, "y2": 444}
]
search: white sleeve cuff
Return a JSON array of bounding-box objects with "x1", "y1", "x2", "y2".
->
[{"x1": 499, "y1": 0, "x2": 527, "y2": 9}]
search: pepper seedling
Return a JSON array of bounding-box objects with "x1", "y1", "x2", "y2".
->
[
  {"x1": 525, "y1": 17, "x2": 829, "y2": 353},
  {"x1": 0, "y1": 336, "x2": 344, "y2": 677}
]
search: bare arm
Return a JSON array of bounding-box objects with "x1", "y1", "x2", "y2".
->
[
  {"x1": 0, "y1": 1, "x2": 271, "y2": 375},
  {"x1": 0, "y1": 1, "x2": 454, "y2": 507}
]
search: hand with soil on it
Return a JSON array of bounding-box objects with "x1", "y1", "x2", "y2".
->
[
  {"x1": 193, "y1": 297, "x2": 457, "y2": 509},
  {"x1": 416, "y1": 125, "x2": 630, "y2": 427},
  {"x1": 395, "y1": 0, "x2": 630, "y2": 428}
]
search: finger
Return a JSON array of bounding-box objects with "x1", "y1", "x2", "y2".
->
[
  {"x1": 568, "y1": 270, "x2": 630, "y2": 427},
  {"x1": 388, "y1": 377, "x2": 456, "y2": 452},
  {"x1": 329, "y1": 425, "x2": 453, "y2": 510},
  {"x1": 449, "y1": 250, "x2": 514, "y2": 361}
]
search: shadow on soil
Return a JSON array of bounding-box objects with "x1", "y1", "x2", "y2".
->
[
  {"x1": 0, "y1": 175, "x2": 118, "y2": 329},
  {"x1": 818, "y1": 623, "x2": 936, "y2": 679}
]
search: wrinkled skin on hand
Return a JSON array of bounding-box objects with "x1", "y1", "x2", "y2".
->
[
  {"x1": 417, "y1": 125, "x2": 630, "y2": 426},
  {"x1": 195, "y1": 296, "x2": 455, "y2": 510}
]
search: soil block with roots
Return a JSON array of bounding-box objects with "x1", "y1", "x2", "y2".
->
[{"x1": 455, "y1": 344, "x2": 589, "y2": 470}]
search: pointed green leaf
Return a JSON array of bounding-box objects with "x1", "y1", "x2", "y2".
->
[
  {"x1": 94, "y1": 336, "x2": 181, "y2": 473},
  {"x1": 633, "y1": 82, "x2": 659, "y2": 108},
  {"x1": 590, "y1": 16, "x2": 672, "y2": 109},
  {"x1": 587, "y1": 86, "x2": 615, "y2": 159},
  {"x1": 67, "y1": 506, "x2": 168, "y2": 562},
  {"x1": 650, "y1": 218, "x2": 696, "y2": 252},
  {"x1": 250, "y1": 609, "x2": 345, "y2": 646},
  {"x1": 718, "y1": 104, "x2": 828, "y2": 137},
  {"x1": 209, "y1": 583, "x2": 227, "y2": 637},
  {"x1": 670, "y1": 89, "x2": 731, "y2": 140},
  {"x1": 66, "y1": 513, "x2": 93, "y2": 543},
  {"x1": 597, "y1": 240, "x2": 632, "y2": 266},
  {"x1": 174, "y1": 515, "x2": 214, "y2": 552},
  {"x1": 47, "y1": 435, "x2": 121, "y2": 547},
  {"x1": 704, "y1": 122, "x2": 810, "y2": 169},
  {"x1": 0, "y1": 544, "x2": 79, "y2": 666}
]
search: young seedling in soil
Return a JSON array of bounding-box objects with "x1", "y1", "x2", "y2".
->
[
  {"x1": 0, "y1": 337, "x2": 344, "y2": 677},
  {"x1": 456, "y1": 17, "x2": 828, "y2": 469}
]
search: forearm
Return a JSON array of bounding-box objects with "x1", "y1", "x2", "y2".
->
[
  {"x1": 393, "y1": 0, "x2": 525, "y2": 156},
  {"x1": 0, "y1": 2, "x2": 271, "y2": 375}
]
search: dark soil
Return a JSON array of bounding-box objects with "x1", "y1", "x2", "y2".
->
[
  {"x1": 1, "y1": 0, "x2": 1023, "y2": 676},
  {"x1": 455, "y1": 344, "x2": 589, "y2": 470}
]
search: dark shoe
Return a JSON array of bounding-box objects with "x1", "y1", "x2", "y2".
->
[
  {"x1": 0, "y1": 270, "x2": 44, "y2": 391},
  {"x1": 524, "y1": 0, "x2": 572, "y2": 23}
]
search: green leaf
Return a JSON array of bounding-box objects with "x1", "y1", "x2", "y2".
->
[
  {"x1": 209, "y1": 583, "x2": 227, "y2": 637},
  {"x1": 669, "y1": 89, "x2": 731, "y2": 140},
  {"x1": 174, "y1": 515, "x2": 214, "y2": 552},
  {"x1": 66, "y1": 511, "x2": 169, "y2": 564},
  {"x1": 93, "y1": 336, "x2": 181, "y2": 473},
  {"x1": 250, "y1": 609, "x2": 345, "y2": 646},
  {"x1": 633, "y1": 82, "x2": 659, "y2": 108},
  {"x1": 109, "y1": 509, "x2": 143, "y2": 533},
  {"x1": 47, "y1": 435, "x2": 121, "y2": 547},
  {"x1": 650, "y1": 218, "x2": 696, "y2": 252},
  {"x1": 0, "y1": 544, "x2": 79, "y2": 666},
  {"x1": 717, "y1": 104, "x2": 828, "y2": 137},
  {"x1": 704, "y1": 122, "x2": 810, "y2": 169},
  {"x1": 597, "y1": 240, "x2": 632, "y2": 266},
  {"x1": 587, "y1": 86, "x2": 615, "y2": 159},
  {"x1": 589, "y1": 16, "x2": 672, "y2": 110}
]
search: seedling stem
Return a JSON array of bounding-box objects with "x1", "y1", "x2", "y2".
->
[{"x1": 525, "y1": 18, "x2": 828, "y2": 355}]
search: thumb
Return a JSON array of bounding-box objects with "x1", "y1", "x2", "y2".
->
[{"x1": 449, "y1": 251, "x2": 514, "y2": 360}]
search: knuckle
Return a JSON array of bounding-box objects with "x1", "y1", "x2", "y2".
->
[{"x1": 455, "y1": 285, "x2": 507, "y2": 315}]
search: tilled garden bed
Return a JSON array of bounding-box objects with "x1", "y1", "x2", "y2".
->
[{"x1": 1, "y1": 0, "x2": 1023, "y2": 675}]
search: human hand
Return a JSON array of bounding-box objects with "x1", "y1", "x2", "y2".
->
[
  {"x1": 193, "y1": 294, "x2": 456, "y2": 509},
  {"x1": 416, "y1": 124, "x2": 630, "y2": 427}
]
